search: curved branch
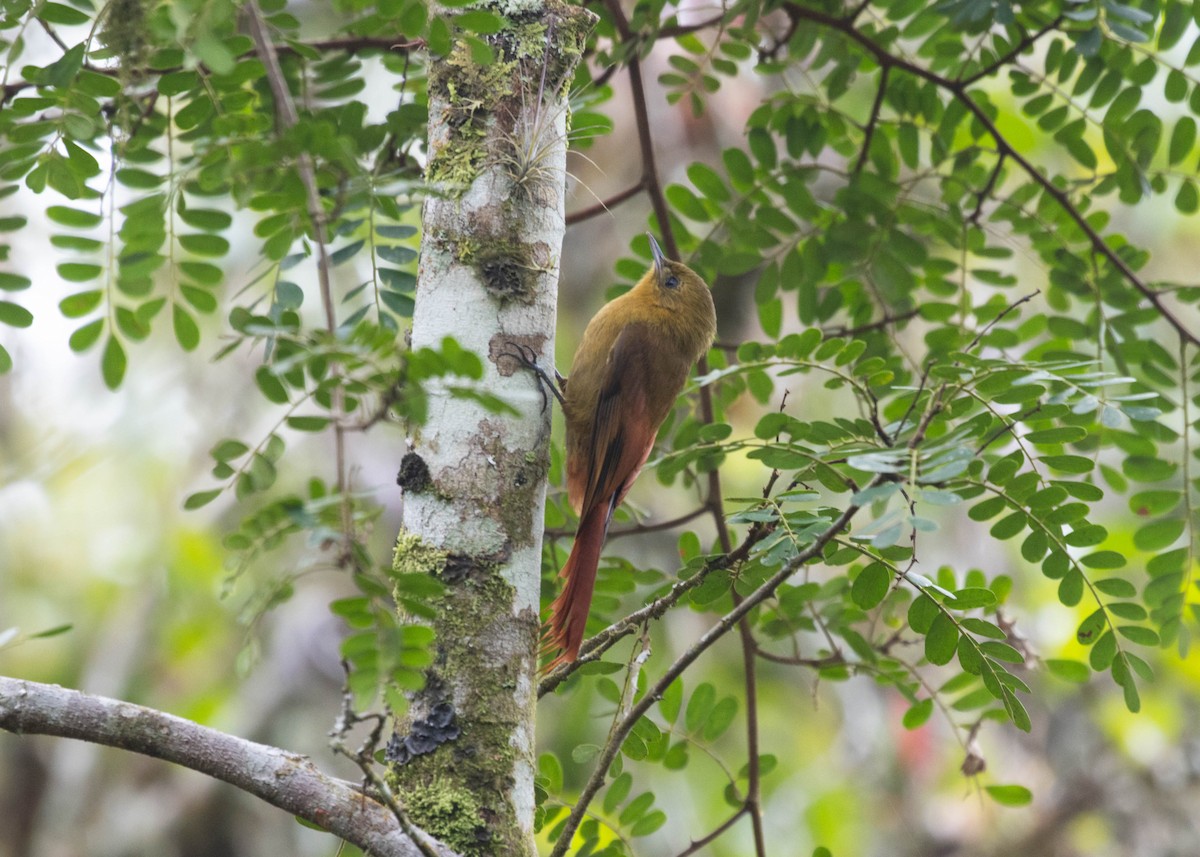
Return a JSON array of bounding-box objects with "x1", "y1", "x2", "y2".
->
[{"x1": 0, "y1": 676, "x2": 457, "y2": 857}]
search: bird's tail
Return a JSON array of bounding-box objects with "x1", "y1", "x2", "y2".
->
[{"x1": 542, "y1": 498, "x2": 612, "y2": 671}]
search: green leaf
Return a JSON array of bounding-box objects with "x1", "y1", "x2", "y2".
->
[
  {"x1": 69, "y1": 319, "x2": 104, "y2": 352},
  {"x1": 1080, "y1": 550, "x2": 1125, "y2": 569},
  {"x1": 1045, "y1": 658, "x2": 1090, "y2": 682},
  {"x1": 902, "y1": 698, "x2": 934, "y2": 729},
  {"x1": 0, "y1": 344, "x2": 10, "y2": 374},
  {"x1": 990, "y1": 511, "x2": 1026, "y2": 540},
  {"x1": 101, "y1": 335, "x2": 126, "y2": 389},
  {"x1": 1094, "y1": 577, "x2": 1135, "y2": 597},
  {"x1": 179, "y1": 233, "x2": 230, "y2": 257},
  {"x1": 172, "y1": 304, "x2": 200, "y2": 350},
  {"x1": 985, "y1": 784, "x2": 1032, "y2": 806},
  {"x1": 184, "y1": 489, "x2": 221, "y2": 509},
  {"x1": 39, "y1": 2, "x2": 91, "y2": 25},
  {"x1": 908, "y1": 593, "x2": 938, "y2": 634},
  {"x1": 618, "y1": 791, "x2": 654, "y2": 825},
  {"x1": 924, "y1": 612, "x2": 958, "y2": 665},
  {"x1": 0, "y1": 273, "x2": 32, "y2": 291},
  {"x1": 1169, "y1": 116, "x2": 1196, "y2": 165},
  {"x1": 1116, "y1": 625, "x2": 1159, "y2": 646},
  {"x1": 603, "y1": 772, "x2": 632, "y2": 814},
  {"x1": 59, "y1": 290, "x2": 103, "y2": 318},
  {"x1": 212, "y1": 439, "x2": 249, "y2": 461},
  {"x1": 1076, "y1": 608, "x2": 1107, "y2": 645},
  {"x1": 47, "y1": 205, "x2": 102, "y2": 228},
  {"x1": 1024, "y1": 426, "x2": 1087, "y2": 444},
  {"x1": 1057, "y1": 568, "x2": 1084, "y2": 606},
  {"x1": 178, "y1": 208, "x2": 233, "y2": 231},
  {"x1": 688, "y1": 162, "x2": 729, "y2": 202},
  {"x1": 979, "y1": 641, "x2": 1024, "y2": 663},
  {"x1": 1040, "y1": 455, "x2": 1094, "y2": 474},
  {"x1": 255, "y1": 365, "x2": 290, "y2": 404},
  {"x1": 946, "y1": 588, "x2": 996, "y2": 609},
  {"x1": 286, "y1": 416, "x2": 330, "y2": 431},
  {"x1": 851, "y1": 563, "x2": 890, "y2": 609},
  {"x1": 0, "y1": 301, "x2": 34, "y2": 328},
  {"x1": 685, "y1": 682, "x2": 716, "y2": 733},
  {"x1": 30, "y1": 623, "x2": 73, "y2": 639},
  {"x1": 1133, "y1": 517, "x2": 1184, "y2": 551},
  {"x1": 659, "y1": 679, "x2": 682, "y2": 724},
  {"x1": 629, "y1": 810, "x2": 667, "y2": 837},
  {"x1": 703, "y1": 697, "x2": 738, "y2": 741}
]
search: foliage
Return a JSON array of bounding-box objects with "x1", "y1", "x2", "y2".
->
[{"x1": 3, "y1": 0, "x2": 1200, "y2": 854}]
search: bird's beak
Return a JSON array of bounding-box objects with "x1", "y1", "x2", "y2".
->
[{"x1": 648, "y1": 233, "x2": 666, "y2": 283}]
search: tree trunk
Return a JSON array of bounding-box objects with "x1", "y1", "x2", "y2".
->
[{"x1": 391, "y1": 3, "x2": 593, "y2": 854}]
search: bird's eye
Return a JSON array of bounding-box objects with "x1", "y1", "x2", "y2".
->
[{"x1": 665, "y1": 275, "x2": 679, "y2": 289}]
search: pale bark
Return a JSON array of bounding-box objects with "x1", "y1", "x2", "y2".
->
[
  {"x1": 393, "y1": 2, "x2": 593, "y2": 853},
  {"x1": 0, "y1": 676, "x2": 458, "y2": 857}
]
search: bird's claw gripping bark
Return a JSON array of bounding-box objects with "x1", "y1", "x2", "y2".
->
[{"x1": 501, "y1": 342, "x2": 566, "y2": 413}]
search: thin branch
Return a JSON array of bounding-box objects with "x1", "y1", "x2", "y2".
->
[
  {"x1": 964, "y1": 288, "x2": 1039, "y2": 353},
  {"x1": 968, "y1": 153, "x2": 1006, "y2": 225},
  {"x1": 658, "y1": 11, "x2": 731, "y2": 40},
  {"x1": 546, "y1": 479, "x2": 882, "y2": 855},
  {"x1": 0, "y1": 677, "x2": 457, "y2": 857},
  {"x1": 958, "y1": 15, "x2": 1065, "y2": 86},
  {"x1": 854, "y1": 65, "x2": 889, "y2": 175},
  {"x1": 330, "y1": 670, "x2": 439, "y2": 857},
  {"x1": 245, "y1": 3, "x2": 335, "y2": 331},
  {"x1": 545, "y1": 505, "x2": 709, "y2": 540},
  {"x1": 246, "y1": 0, "x2": 352, "y2": 534},
  {"x1": 751, "y1": 645, "x2": 846, "y2": 668},
  {"x1": 674, "y1": 806, "x2": 749, "y2": 856},
  {"x1": 565, "y1": 180, "x2": 646, "y2": 225},
  {"x1": 602, "y1": 0, "x2": 674, "y2": 253}
]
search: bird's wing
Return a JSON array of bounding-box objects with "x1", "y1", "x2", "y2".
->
[{"x1": 577, "y1": 322, "x2": 664, "y2": 518}]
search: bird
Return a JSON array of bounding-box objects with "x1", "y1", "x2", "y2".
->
[{"x1": 543, "y1": 235, "x2": 716, "y2": 669}]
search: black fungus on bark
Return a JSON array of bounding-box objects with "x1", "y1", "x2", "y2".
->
[
  {"x1": 396, "y1": 452, "x2": 431, "y2": 493},
  {"x1": 386, "y1": 702, "x2": 461, "y2": 764}
]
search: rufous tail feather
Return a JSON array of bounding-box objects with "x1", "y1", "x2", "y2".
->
[{"x1": 542, "y1": 499, "x2": 611, "y2": 671}]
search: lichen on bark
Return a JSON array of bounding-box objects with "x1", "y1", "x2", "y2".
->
[
  {"x1": 387, "y1": 562, "x2": 538, "y2": 857},
  {"x1": 425, "y1": 0, "x2": 593, "y2": 191}
]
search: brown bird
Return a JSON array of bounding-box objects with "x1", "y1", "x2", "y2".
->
[{"x1": 544, "y1": 235, "x2": 716, "y2": 669}]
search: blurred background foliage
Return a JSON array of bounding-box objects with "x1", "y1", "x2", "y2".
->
[{"x1": 2, "y1": 0, "x2": 1200, "y2": 855}]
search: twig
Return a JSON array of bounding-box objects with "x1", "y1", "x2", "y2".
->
[
  {"x1": 565, "y1": 180, "x2": 646, "y2": 224},
  {"x1": 674, "y1": 806, "x2": 749, "y2": 856},
  {"x1": 823, "y1": 306, "x2": 922, "y2": 338},
  {"x1": 964, "y1": 289, "x2": 1039, "y2": 353},
  {"x1": 854, "y1": 65, "x2": 889, "y2": 175},
  {"x1": 968, "y1": 153, "x2": 1006, "y2": 225},
  {"x1": 545, "y1": 505, "x2": 709, "y2": 540},
  {"x1": 958, "y1": 15, "x2": 1065, "y2": 86},
  {"x1": 330, "y1": 668, "x2": 440, "y2": 857},
  {"x1": 658, "y1": 12, "x2": 730, "y2": 39}
]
